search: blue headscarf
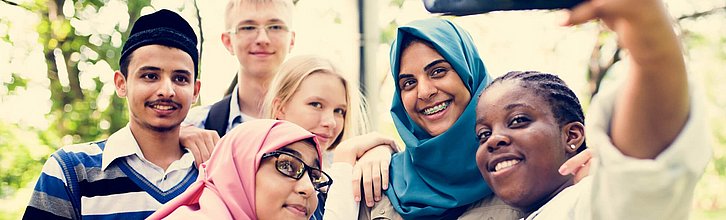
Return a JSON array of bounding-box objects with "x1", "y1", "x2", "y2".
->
[{"x1": 384, "y1": 18, "x2": 492, "y2": 219}]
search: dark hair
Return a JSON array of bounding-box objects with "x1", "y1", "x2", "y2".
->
[
  {"x1": 119, "y1": 53, "x2": 133, "y2": 78},
  {"x1": 488, "y1": 71, "x2": 587, "y2": 152}
]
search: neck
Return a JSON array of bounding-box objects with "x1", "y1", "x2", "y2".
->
[
  {"x1": 236, "y1": 70, "x2": 273, "y2": 118},
  {"x1": 524, "y1": 178, "x2": 574, "y2": 216},
  {"x1": 129, "y1": 122, "x2": 183, "y2": 171}
]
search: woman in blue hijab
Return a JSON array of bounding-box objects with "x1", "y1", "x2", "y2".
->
[
  {"x1": 381, "y1": 18, "x2": 520, "y2": 219},
  {"x1": 324, "y1": 16, "x2": 593, "y2": 220}
]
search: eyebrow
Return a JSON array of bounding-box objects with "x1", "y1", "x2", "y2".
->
[
  {"x1": 308, "y1": 96, "x2": 347, "y2": 108},
  {"x1": 237, "y1": 18, "x2": 286, "y2": 25},
  {"x1": 423, "y1": 59, "x2": 448, "y2": 72},
  {"x1": 137, "y1": 66, "x2": 192, "y2": 76},
  {"x1": 278, "y1": 147, "x2": 320, "y2": 169},
  {"x1": 397, "y1": 59, "x2": 449, "y2": 80},
  {"x1": 173, "y1": 69, "x2": 192, "y2": 76},
  {"x1": 138, "y1": 66, "x2": 161, "y2": 72},
  {"x1": 475, "y1": 103, "x2": 535, "y2": 125},
  {"x1": 504, "y1": 103, "x2": 536, "y2": 111}
]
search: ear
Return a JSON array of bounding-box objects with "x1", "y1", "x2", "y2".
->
[
  {"x1": 221, "y1": 32, "x2": 234, "y2": 55},
  {"x1": 193, "y1": 79, "x2": 201, "y2": 104},
  {"x1": 288, "y1": 31, "x2": 296, "y2": 53},
  {"x1": 272, "y1": 97, "x2": 285, "y2": 120},
  {"x1": 562, "y1": 121, "x2": 585, "y2": 154},
  {"x1": 114, "y1": 71, "x2": 128, "y2": 98}
]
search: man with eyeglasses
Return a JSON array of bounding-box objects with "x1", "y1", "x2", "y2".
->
[{"x1": 180, "y1": 0, "x2": 296, "y2": 165}]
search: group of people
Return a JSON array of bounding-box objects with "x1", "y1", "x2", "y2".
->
[{"x1": 23, "y1": 0, "x2": 711, "y2": 219}]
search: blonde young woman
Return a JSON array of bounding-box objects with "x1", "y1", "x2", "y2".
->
[{"x1": 261, "y1": 55, "x2": 397, "y2": 219}]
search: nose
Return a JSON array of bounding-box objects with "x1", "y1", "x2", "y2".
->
[
  {"x1": 295, "y1": 171, "x2": 316, "y2": 198},
  {"x1": 319, "y1": 111, "x2": 336, "y2": 129},
  {"x1": 416, "y1": 79, "x2": 437, "y2": 100},
  {"x1": 254, "y1": 28, "x2": 271, "y2": 46},
  {"x1": 486, "y1": 133, "x2": 511, "y2": 153},
  {"x1": 157, "y1": 78, "x2": 175, "y2": 98}
]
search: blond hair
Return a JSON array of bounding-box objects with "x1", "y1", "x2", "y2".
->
[
  {"x1": 262, "y1": 55, "x2": 369, "y2": 150},
  {"x1": 224, "y1": 0, "x2": 295, "y2": 29}
]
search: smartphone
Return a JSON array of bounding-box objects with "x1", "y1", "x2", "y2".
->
[{"x1": 423, "y1": 0, "x2": 585, "y2": 16}]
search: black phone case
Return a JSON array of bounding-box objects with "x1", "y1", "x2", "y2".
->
[{"x1": 424, "y1": 0, "x2": 585, "y2": 16}]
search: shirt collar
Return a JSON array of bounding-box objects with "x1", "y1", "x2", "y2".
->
[
  {"x1": 102, "y1": 124, "x2": 143, "y2": 171},
  {"x1": 228, "y1": 85, "x2": 244, "y2": 127},
  {"x1": 102, "y1": 124, "x2": 194, "y2": 171}
]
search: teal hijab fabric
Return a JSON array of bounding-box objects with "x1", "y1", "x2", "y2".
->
[{"x1": 384, "y1": 18, "x2": 492, "y2": 219}]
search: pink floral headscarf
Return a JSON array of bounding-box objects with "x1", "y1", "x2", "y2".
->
[{"x1": 148, "y1": 119, "x2": 320, "y2": 219}]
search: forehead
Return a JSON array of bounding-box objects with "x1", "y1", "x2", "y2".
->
[
  {"x1": 280, "y1": 140, "x2": 319, "y2": 166},
  {"x1": 477, "y1": 80, "x2": 551, "y2": 118},
  {"x1": 127, "y1": 45, "x2": 194, "y2": 73},
  {"x1": 399, "y1": 42, "x2": 444, "y2": 73},
  {"x1": 294, "y1": 73, "x2": 347, "y2": 103},
  {"x1": 226, "y1": 1, "x2": 293, "y2": 27}
]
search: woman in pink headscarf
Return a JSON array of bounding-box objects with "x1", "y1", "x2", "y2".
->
[{"x1": 148, "y1": 119, "x2": 331, "y2": 220}]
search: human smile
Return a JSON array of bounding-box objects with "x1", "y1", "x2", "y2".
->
[
  {"x1": 145, "y1": 100, "x2": 181, "y2": 113},
  {"x1": 488, "y1": 154, "x2": 524, "y2": 173},
  {"x1": 420, "y1": 100, "x2": 451, "y2": 115},
  {"x1": 494, "y1": 159, "x2": 521, "y2": 172}
]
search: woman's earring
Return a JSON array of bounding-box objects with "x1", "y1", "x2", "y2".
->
[{"x1": 570, "y1": 144, "x2": 577, "y2": 150}]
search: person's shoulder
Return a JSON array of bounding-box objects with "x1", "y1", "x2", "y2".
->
[
  {"x1": 48, "y1": 140, "x2": 107, "y2": 168},
  {"x1": 460, "y1": 195, "x2": 524, "y2": 220},
  {"x1": 184, "y1": 104, "x2": 214, "y2": 126},
  {"x1": 360, "y1": 195, "x2": 402, "y2": 220}
]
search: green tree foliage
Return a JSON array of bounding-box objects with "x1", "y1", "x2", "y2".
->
[{"x1": 0, "y1": 0, "x2": 155, "y2": 218}]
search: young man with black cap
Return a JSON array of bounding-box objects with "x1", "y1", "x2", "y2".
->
[{"x1": 23, "y1": 9, "x2": 201, "y2": 219}]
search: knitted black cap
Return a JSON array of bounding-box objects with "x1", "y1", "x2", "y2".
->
[{"x1": 120, "y1": 9, "x2": 198, "y2": 78}]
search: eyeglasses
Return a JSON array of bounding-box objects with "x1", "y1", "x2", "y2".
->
[
  {"x1": 228, "y1": 24, "x2": 290, "y2": 38},
  {"x1": 261, "y1": 151, "x2": 333, "y2": 193}
]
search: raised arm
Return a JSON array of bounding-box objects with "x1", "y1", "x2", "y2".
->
[{"x1": 565, "y1": 0, "x2": 688, "y2": 159}]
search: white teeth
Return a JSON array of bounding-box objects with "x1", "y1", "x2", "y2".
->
[
  {"x1": 152, "y1": 105, "x2": 173, "y2": 110},
  {"x1": 422, "y1": 101, "x2": 449, "y2": 115},
  {"x1": 494, "y1": 159, "x2": 521, "y2": 172}
]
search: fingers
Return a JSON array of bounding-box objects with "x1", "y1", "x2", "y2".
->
[
  {"x1": 380, "y1": 157, "x2": 390, "y2": 190},
  {"x1": 180, "y1": 126, "x2": 220, "y2": 167},
  {"x1": 562, "y1": 1, "x2": 599, "y2": 26},
  {"x1": 361, "y1": 162, "x2": 374, "y2": 207},
  {"x1": 201, "y1": 132, "x2": 220, "y2": 163},
  {"x1": 559, "y1": 148, "x2": 593, "y2": 175},
  {"x1": 352, "y1": 163, "x2": 362, "y2": 202},
  {"x1": 574, "y1": 157, "x2": 595, "y2": 184},
  {"x1": 187, "y1": 143, "x2": 203, "y2": 168},
  {"x1": 371, "y1": 161, "x2": 382, "y2": 202}
]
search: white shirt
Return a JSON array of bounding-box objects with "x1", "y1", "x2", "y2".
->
[
  {"x1": 101, "y1": 125, "x2": 196, "y2": 191},
  {"x1": 183, "y1": 86, "x2": 248, "y2": 132},
  {"x1": 526, "y1": 79, "x2": 711, "y2": 220}
]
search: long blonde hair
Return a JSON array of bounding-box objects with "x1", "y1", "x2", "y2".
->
[{"x1": 262, "y1": 55, "x2": 369, "y2": 149}]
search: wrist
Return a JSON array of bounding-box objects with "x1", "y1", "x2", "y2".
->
[{"x1": 333, "y1": 148, "x2": 356, "y2": 165}]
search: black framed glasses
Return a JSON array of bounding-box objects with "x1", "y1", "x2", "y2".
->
[{"x1": 262, "y1": 151, "x2": 333, "y2": 193}]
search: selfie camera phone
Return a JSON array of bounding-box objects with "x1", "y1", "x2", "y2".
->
[{"x1": 423, "y1": 0, "x2": 585, "y2": 16}]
